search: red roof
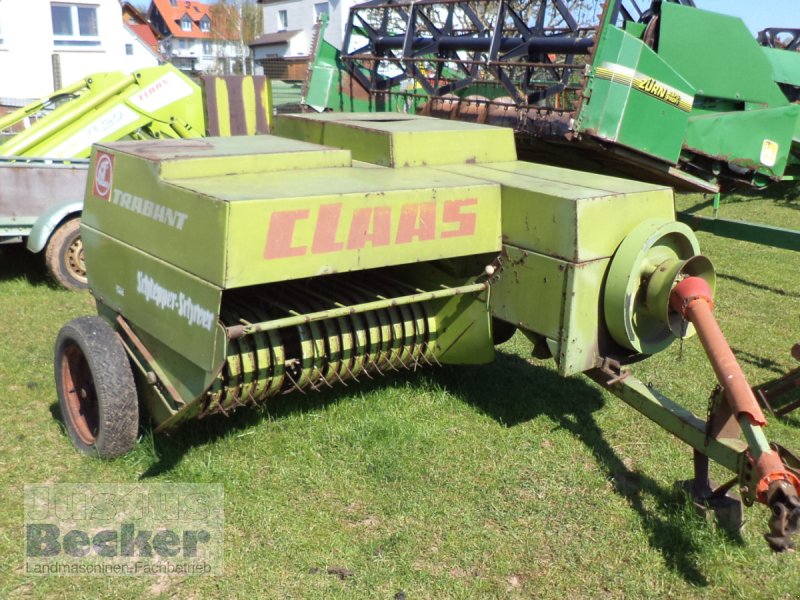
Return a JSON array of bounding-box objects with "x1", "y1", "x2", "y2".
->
[
  {"x1": 129, "y1": 22, "x2": 161, "y2": 53},
  {"x1": 151, "y1": 0, "x2": 218, "y2": 39}
]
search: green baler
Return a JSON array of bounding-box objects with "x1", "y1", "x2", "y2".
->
[{"x1": 56, "y1": 114, "x2": 800, "y2": 551}]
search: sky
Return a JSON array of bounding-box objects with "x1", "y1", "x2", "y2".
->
[
  {"x1": 693, "y1": 1, "x2": 798, "y2": 33},
  {"x1": 128, "y1": 1, "x2": 797, "y2": 34}
]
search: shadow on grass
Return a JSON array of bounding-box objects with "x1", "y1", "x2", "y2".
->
[
  {"x1": 717, "y1": 272, "x2": 800, "y2": 299},
  {"x1": 128, "y1": 343, "x2": 730, "y2": 587},
  {"x1": 732, "y1": 347, "x2": 796, "y2": 376},
  {"x1": 137, "y1": 371, "x2": 399, "y2": 478},
  {"x1": 734, "y1": 182, "x2": 800, "y2": 206},
  {"x1": 680, "y1": 184, "x2": 799, "y2": 213},
  {"x1": 0, "y1": 244, "x2": 57, "y2": 288},
  {"x1": 430, "y1": 350, "x2": 725, "y2": 587}
]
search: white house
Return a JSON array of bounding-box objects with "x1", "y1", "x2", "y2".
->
[
  {"x1": 0, "y1": 0, "x2": 160, "y2": 106},
  {"x1": 147, "y1": 0, "x2": 242, "y2": 75},
  {"x1": 252, "y1": 0, "x2": 359, "y2": 68}
]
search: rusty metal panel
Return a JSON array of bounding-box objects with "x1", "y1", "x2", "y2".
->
[
  {"x1": 0, "y1": 160, "x2": 87, "y2": 220},
  {"x1": 201, "y1": 75, "x2": 272, "y2": 137}
]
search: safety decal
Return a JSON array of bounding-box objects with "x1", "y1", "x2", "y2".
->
[{"x1": 595, "y1": 62, "x2": 694, "y2": 113}]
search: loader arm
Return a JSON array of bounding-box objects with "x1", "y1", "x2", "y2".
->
[{"x1": 0, "y1": 65, "x2": 205, "y2": 160}]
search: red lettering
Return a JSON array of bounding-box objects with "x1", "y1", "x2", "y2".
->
[
  {"x1": 396, "y1": 202, "x2": 436, "y2": 244},
  {"x1": 263, "y1": 209, "x2": 309, "y2": 259},
  {"x1": 347, "y1": 206, "x2": 391, "y2": 249},
  {"x1": 441, "y1": 198, "x2": 477, "y2": 238},
  {"x1": 311, "y1": 203, "x2": 344, "y2": 253}
]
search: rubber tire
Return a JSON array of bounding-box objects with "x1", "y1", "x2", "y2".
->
[
  {"x1": 45, "y1": 218, "x2": 88, "y2": 290},
  {"x1": 54, "y1": 316, "x2": 139, "y2": 458}
]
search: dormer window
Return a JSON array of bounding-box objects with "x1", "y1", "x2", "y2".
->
[
  {"x1": 199, "y1": 16, "x2": 211, "y2": 32},
  {"x1": 170, "y1": 0, "x2": 177, "y2": 6},
  {"x1": 181, "y1": 15, "x2": 192, "y2": 32}
]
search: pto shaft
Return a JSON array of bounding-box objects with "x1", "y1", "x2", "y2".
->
[{"x1": 670, "y1": 277, "x2": 800, "y2": 549}]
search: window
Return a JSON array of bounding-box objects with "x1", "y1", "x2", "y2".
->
[
  {"x1": 181, "y1": 16, "x2": 192, "y2": 32},
  {"x1": 170, "y1": 0, "x2": 177, "y2": 6},
  {"x1": 51, "y1": 3, "x2": 100, "y2": 46},
  {"x1": 178, "y1": 38, "x2": 190, "y2": 50},
  {"x1": 278, "y1": 10, "x2": 288, "y2": 31},
  {"x1": 314, "y1": 3, "x2": 328, "y2": 19},
  {"x1": 125, "y1": 43, "x2": 133, "y2": 55},
  {"x1": 200, "y1": 16, "x2": 211, "y2": 32},
  {"x1": 202, "y1": 40, "x2": 212, "y2": 55}
]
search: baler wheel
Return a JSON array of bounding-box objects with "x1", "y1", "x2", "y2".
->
[
  {"x1": 54, "y1": 316, "x2": 138, "y2": 458},
  {"x1": 45, "y1": 218, "x2": 88, "y2": 291}
]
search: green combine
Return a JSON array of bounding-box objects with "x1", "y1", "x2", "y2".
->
[{"x1": 303, "y1": 0, "x2": 800, "y2": 249}]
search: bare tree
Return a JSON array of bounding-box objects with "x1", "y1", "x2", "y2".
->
[{"x1": 210, "y1": 0, "x2": 264, "y2": 75}]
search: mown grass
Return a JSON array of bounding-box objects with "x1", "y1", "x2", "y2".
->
[{"x1": 1, "y1": 187, "x2": 799, "y2": 599}]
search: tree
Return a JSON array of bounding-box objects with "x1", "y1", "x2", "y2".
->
[{"x1": 209, "y1": 0, "x2": 264, "y2": 75}]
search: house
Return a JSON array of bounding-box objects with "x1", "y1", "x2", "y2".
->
[
  {"x1": 251, "y1": 0, "x2": 357, "y2": 79},
  {"x1": 122, "y1": 2, "x2": 162, "y2": 57},
  {"x1": 0, "y1": 0, "x2": 161, "y2": 107},
  {"x1": 147, "y1": 0, "x2": 242, "y2": 75}
]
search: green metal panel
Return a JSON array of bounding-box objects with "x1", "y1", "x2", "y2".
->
[
  {"x1": 684, "y1": 105, "x2": 800, "y2": 177},
  {"x1": 217, "y1": 167, "x2": 502, "y2": 287},
  {"x1": 441, "y1": 161, "x2": 675, "y2": 262},
  {"x1": 83, "y1": 136, "x2": 352, "y2": 285},
  {"x1": 275, "y1": 113, "x2": 517, "y2": 167},
  {"x1": 82, "y1": 226, "x2": 225, "y2": 373},
  {"x1": 761, "y1": 47, "x2": 800, "y2": 90},
  {"x1": 490, "y1": 246, "x2": 610, "y2": 376},
  {"x1": 658, "y1": 4, "x2": 788, "y2": 107},
  {"x1": 393, "y1": 262, "x2": 495, "y2": 365},
  {"x1": 82, "y1": 147, "x2": 230, "y2": 286},
  {"x1": 86, "y1": 130, "x2": 503, "y2": 290},
  {"x1": 579, "y1": 26, "x2": 694, "y2": 164}
]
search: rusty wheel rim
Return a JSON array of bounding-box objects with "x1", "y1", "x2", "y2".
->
[
  {"x1": 65, "y1": 237, "x2": 87, "y2": 284},
  {"x1": 60, "y1": 343, "x2": 98, "y2": 445}
]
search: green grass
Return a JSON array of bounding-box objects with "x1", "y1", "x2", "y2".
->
[{"x1": 1, "y1": 187, "x2": 800, "y2": 599}]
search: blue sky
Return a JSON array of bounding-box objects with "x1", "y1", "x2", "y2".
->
[
  {"x1": 129, "y1": 1, "x2": 797, "y2": 35},
  {"x1": 694, "y1": 1, "x2": 798, "y2": 33}
]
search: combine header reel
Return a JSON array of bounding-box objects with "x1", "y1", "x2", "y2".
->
[
  {"x1": 56, "y1": 114, "x2": 800, "y2": 551},
  {"x1": 315, "y1": 0, "x2": 800, "y2": 194}
]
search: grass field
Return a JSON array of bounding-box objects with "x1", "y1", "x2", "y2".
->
[{"x1": 1, "y1": 187, "x2": 799, "y2": 598}]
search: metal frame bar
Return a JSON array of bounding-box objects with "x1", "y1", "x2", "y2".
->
[
  {"x1": 226, "y1": 281, "x2": 488, "y2": 340},
  {"x1": 341, "y1": 0, "x2": 601, "y2": 111}
]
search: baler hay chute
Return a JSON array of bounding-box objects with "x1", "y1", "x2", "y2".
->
[{"x1": 56, "y1": 114, "x2": 800, "y2": 551}]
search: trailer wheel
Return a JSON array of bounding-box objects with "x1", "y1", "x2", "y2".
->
[
  {"x1": 55, "y1": 316, "x2": 138, "y2": 458},
  {"x1": 45, "y1": 218, "x2": 88, "y2": 290}
]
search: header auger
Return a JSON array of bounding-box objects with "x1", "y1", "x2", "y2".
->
[{"x1": 54, "y1": 113, "x2": 800, "y2": 551}]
